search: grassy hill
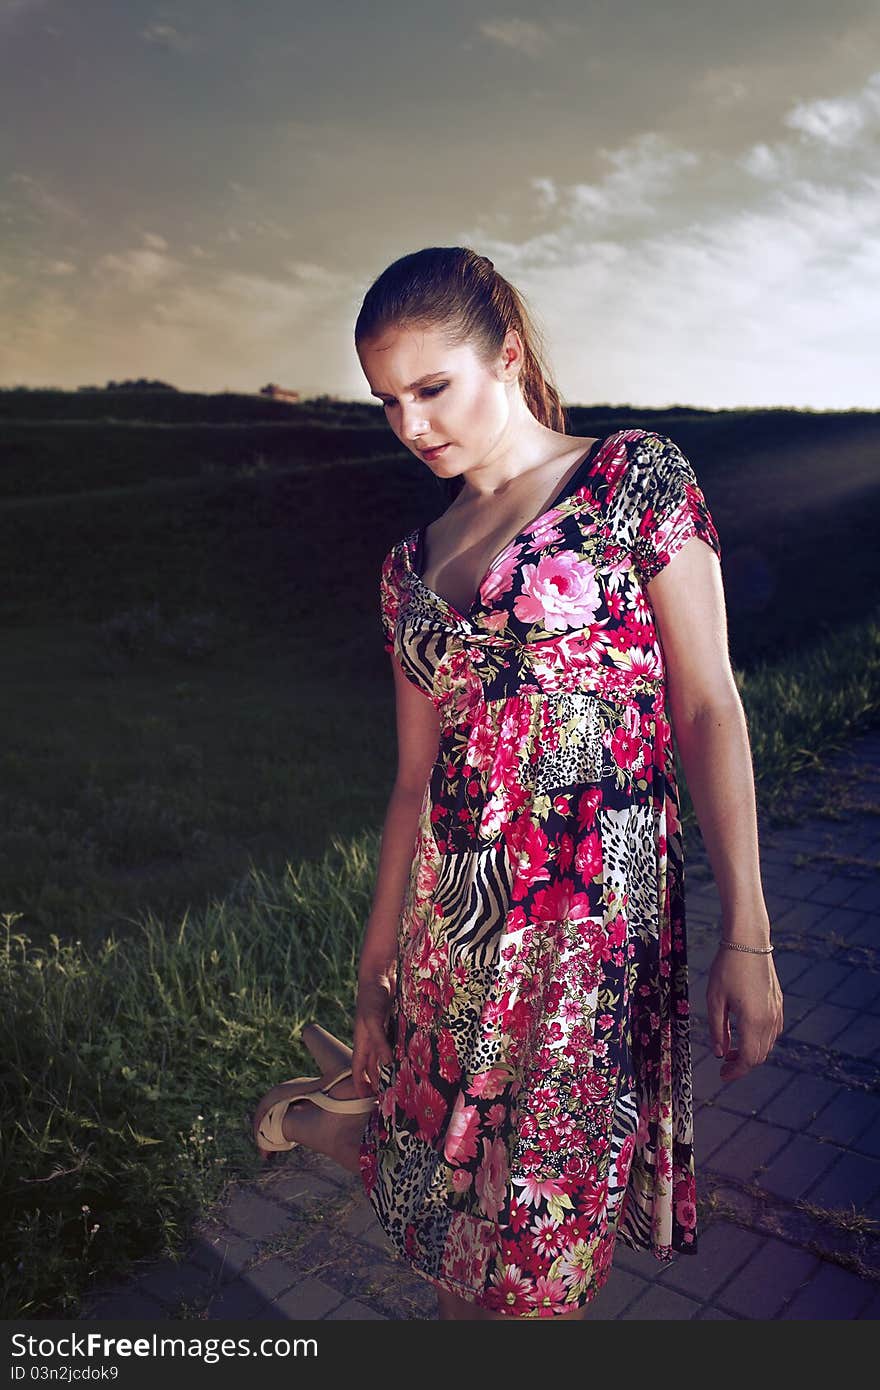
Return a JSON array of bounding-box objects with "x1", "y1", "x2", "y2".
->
[
  {"x1": 1, "y1": 390, "x2": 878, "y2": 949},
  {"x1": 1, "y1": 388, "x2": 879, "y2": 1317}
]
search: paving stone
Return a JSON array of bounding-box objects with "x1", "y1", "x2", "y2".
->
[
  {"x1": 808, "y1": 876, "x2": 870, "y2": 907},
  {"x1": 135, "y1": 1257, "x2": 217, "y2": 1309},
  {"x1": 611, "y1": 1241, "x2": 668, "y2": 1279},
  {"x1": 204, "y1": 1276, "x2": 268, "y2": 1318},
  {"x1": 758, "y1": 1134, "x2": 839, "y2": 1200},
  {"x1": 696, "y1": 1306, "x2": 737, "y2": 1318},
  {"x1": 808, "y1": 1089, "x2": 880, "y2": 1146},
  {"x1": 620, "y1": 1283, "x2": 702, "y2": 1319},
  {"x1": 781, "y1": 870, "x2": 836, "y2": 897},
  {"x1": 694, "y1": 1103, "x2": 746, "y2": 1160},
  {"x1": 243, "y1": 1256, "x2": 300, "y2": 1301},
  {"x1": 773, "y1": 951, "x2": 815, "y2": 989},
  {"x1": 776, "y1": 993, "x2": 817, "y2": 1027},
  {"x1": 707, "y1": 1118, "x2": 791, "y2": 1182},
  {"x1": 830, "y1": 1013, "x2": 880, "y2": 1059},
  {"x1": 763, "y1": 895, "x2": 813, "y2": 923},
  {"x1": 688, "y1": 938, "x2": 724, "y2": 971},
  {"x1": 656, "y1": 1222, "x2": 765, "y2": 1300},
  {"x1": 188, "y1": 1229, "x2": 263, "y2": 1281},
  {"x1": 714, "y1": 1239, "x2": 820, "y2": 1319},
  {"x1": 688, "y1": 882, "x2": 721, "y2": 907},
  {"x1": 787, "y1": 1003, "x2": 858, "y2": 1047},
  {"x1": 774, "y1": 902, "x2": 840, "y2": 940},
  {"x1": 826, "y1": 908, "x2": 876, "y2": 947},
  {"x1": 220, "y1": 1190, "x2": 298, "y2": 1240},
  {"x1": 786, "y1": 959, "x2": 856, "y2": 1002},
  {"x1": 827, "y1": 969, "x2": 880, "y2": 1012},
  {"x1": 854, "y1": 1111, "x2": 880, "y2": 1158},
  {"x1": 591, "y1": 1268, "x2": 651, "y2": 1319},
  {"x1": 841, "y1": 882, "x2": 880, "y2": 913},
  {"x1": 856, "y1": 1287, "x2": 880, "y2": 1319},
  {"x1": 802, "y1": 1151, "x2": 880, "y2": 1210},
  {"x1": 268, "y1": 1168, "x2": 342, "y2": 1214},
  {"x1": 692, "y1": 1052, "x2": 728, "y2": 1101},
  {"x1": 846, "y1": 918, "x2": 879, "y2": 947},
  {"x1": 354, "y1": 1217, "x2": 396, "y2": 1256},
  {"x1": 340, "y1": 1197, "x2": 380, "y2": 1239},
  {"x1": 273, "y1": 1276, "x2": 347, "y2": 1319},
  {"x1": 759, "y1": 865, "x2": 802, "y2": 890},
  {"x1": 711, "y1": 1064, "x2": 793, "y2": 1118},
  {"x1": 688, "y1": 986, "x2": 709, "y2": 1020},
  {"x1": 761, "y1": 1074, "x2": 841, "y2": 1129},
  {"x1": 779, "y1": 1261, "x2": 876, "y2": 1319},
  {"x1": 326, "y1": 1298, "x2": 388, "y2": 1319}
]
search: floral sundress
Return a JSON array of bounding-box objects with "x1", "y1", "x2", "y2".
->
[{"x1": 358, "y1": 428, "x2": 722, "y2": 1318}]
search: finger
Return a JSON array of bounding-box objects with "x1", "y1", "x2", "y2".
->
[
  {"x1": 720, "y1": 1028, "x2": 763, "y2": 1080},
  {"x1": 707, "y1": 993, "x2": 728, "y2": 1058},
  {"x1": 349, "y1": 1048, "x2": 373, "y2": 1098}
]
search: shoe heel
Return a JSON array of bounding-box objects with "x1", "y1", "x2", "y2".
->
[{"x1": 300, "y1": 1022, "x2": 353, "y2": 1073}]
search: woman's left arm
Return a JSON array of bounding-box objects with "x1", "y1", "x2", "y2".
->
[{"x1": 646, "y1": 536, "x2": 784, "y2": 1083}]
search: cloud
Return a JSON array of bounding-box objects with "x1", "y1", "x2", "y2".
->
[
  {"x1": 738, "y1": 142, "x2": 792, "y2": 182},
  {"x1": 531, "y1": 178, "x2": 559, "y2": 213},
  {"x1": 0, "y1": 255, "x2": 364, "y2": 392},
  {"x1": 478, "y1": 19, "x2": 550, "y2": 58},
  {"x1": 460, "y1": 69, "x2": 880, "y2": 407},
  {"x1": 784, "y1": 72, "x2": 880, "y2": 147},
  {"x1": 139, "y1": 23, "x2": 193, "y2": 54},
  {"x1": 694, "y1": 67, "x2": 750, "y2": 109},
  {"x1": 44, "y1": 259, "x2": 76, "y2": 276},
  {"x1": 93, "y1": 235, "x2": 183, "y2": 293},
  {"x1": 0, "y1": 0, "x2": 50, "y2": 24},
  {"x1": 7, "y1": 172, "x2": 86, "y2": 225},
  {"x1": 524, "y1": 133, "x2": 701, "y2": 241}
]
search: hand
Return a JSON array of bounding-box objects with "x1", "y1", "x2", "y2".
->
[
  {"x1": 706, "y1": 943, "x2": 784, "y2": 1083},
  {"x1": 350, "y1": 971, "x2": 395, "y2": 1100}
]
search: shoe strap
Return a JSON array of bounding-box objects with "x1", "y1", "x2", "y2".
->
[{"x1": 323, "y1": 1067, "x2": 353, "y2": 1091}]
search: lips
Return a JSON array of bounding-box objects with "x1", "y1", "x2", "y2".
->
[{"x1": 419, "y1": 444, "x2": 449, "y2": 460}]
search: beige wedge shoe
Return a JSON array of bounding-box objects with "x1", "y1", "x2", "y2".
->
[{"x1": 254, "y1": 1068, "x2": 376, "y2": 1155}]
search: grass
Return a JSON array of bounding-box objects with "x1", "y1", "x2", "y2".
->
[
  {"x1": 0, "y1": 826, "x2": 380, "y2": 1317},
  {"x1": 2, "y1": 394, "x2": 880, "y2": 1316},
  {"x1": 3, "y1": 604, "x2": 879, "y2": 1316}
]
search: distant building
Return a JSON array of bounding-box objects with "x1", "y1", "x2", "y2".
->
[{"x1": 259, "y1": 383, "x2": 301, "y2": 402}]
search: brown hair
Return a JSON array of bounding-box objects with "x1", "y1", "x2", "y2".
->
[{"x1": 355, "y1": 246, "x2": 568, "y2": 500}]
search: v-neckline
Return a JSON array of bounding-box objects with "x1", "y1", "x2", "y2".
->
[{"x1": 405, "y1": 432, "x2": 613, "y2": 621}]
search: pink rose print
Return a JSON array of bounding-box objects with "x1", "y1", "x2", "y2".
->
[
  {"x1": 467, "y1": 1066, "x2": 510, "y2": 1101},
  {"x1": 444, "y1": 1093, "x2": 481, "y2": 1164},
  {"x1": 513, "y1": 551, "x2": 601, "y2": 632},
  {"x1": 475, "y1": 1136, "x2": 509, "y2": 1218}
]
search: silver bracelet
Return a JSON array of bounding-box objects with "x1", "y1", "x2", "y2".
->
[{"x1": 720, "y1": 939, "x2": 774, "y2": 955}]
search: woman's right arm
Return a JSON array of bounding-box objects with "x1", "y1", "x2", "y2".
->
[{"x1": 351, "y1": 654, "x2": 441, "y2": 1097}]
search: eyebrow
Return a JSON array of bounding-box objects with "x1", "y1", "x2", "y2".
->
[{"x1": 370, "y1": 371, "x2": 449, "y2": 398}]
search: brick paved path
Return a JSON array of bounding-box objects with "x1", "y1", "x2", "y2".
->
[{"x1": 80, "y1": 728, "x2": 880, "y2": 1320}]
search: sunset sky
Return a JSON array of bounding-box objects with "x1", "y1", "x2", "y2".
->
[{"x1": 2, "y1": 0, "x2": 879, "y2": 408}]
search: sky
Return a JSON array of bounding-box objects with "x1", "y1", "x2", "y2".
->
[{"x1": 1, "y1": 0, "x2": 879, "y2": 408}]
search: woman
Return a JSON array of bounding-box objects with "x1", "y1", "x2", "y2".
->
[{"x1": 253, "y1": 246, "x2": 784, "y2": 1320}]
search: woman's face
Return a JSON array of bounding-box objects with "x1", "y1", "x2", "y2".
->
[{"x1": 358, "y1": 323, "x2": 522, "y2": 480}]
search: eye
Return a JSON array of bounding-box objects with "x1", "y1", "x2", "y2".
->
[{"x1": 381, "y1": 383, "x2": 447, "y2": 409}]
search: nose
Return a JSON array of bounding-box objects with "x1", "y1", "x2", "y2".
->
[{"x1": 399, "y1": 401, "x2": 430, "y2": 443}]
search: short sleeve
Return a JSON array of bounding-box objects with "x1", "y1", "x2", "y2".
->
[
  {"x1": 379, "y1": 544, "x2": 401, "y2": 655},
  {"x1": 613, "y1": 431, "x2": 722, "y2": 584}
]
